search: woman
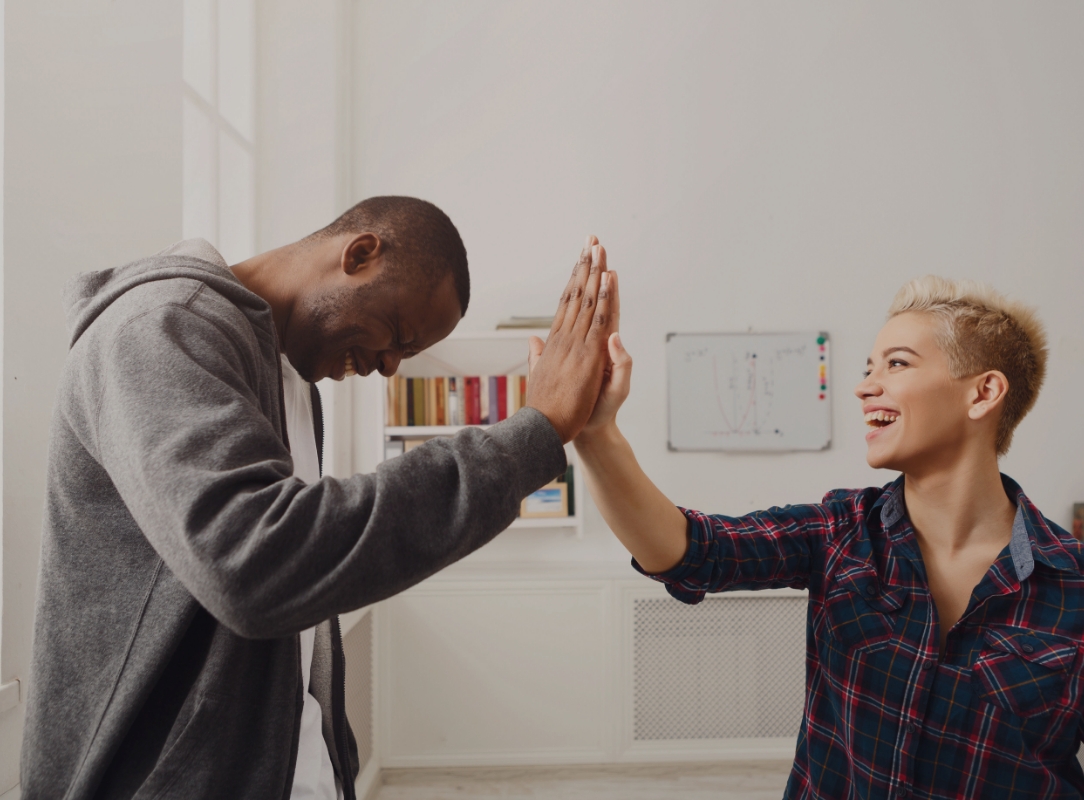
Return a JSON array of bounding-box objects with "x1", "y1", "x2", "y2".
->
[{"x1": 554, "y1": 274, "x2": 1080, "y2": 798}]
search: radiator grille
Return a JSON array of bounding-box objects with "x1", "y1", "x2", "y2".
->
[
  {"x1": 343, "y1": 611, "x2": 374, "y2": 771},
  {"x1": 633, "y1": 595, "x2": 806, "y2": 741}
]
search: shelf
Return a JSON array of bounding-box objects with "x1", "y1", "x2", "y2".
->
[
  {"x1": 443, "y1": 328, "x2": 550, "y2": 340},
  {"x1": 386, "y1": 425, "x2": 490, "y2": 437},
  {"x1": 509, "y1": 516, "x2": 580, "y2": 529},
  {"x1": 376, "y1": 328, "x2": 584, "y2": 540}
]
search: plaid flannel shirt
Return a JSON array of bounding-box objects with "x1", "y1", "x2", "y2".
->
[{"x1": 636, "y1": 475, "x2": 1084, "y2": 799}]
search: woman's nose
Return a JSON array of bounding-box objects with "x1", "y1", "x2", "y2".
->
[{"x1": 854, "y1": 372, "x2": 882, "y2": 400}]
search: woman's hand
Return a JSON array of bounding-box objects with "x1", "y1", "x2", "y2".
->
[{"x1": 579, "y1": 287, "x2": 630, "y2": 438}]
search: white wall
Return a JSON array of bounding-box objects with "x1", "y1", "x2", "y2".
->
[
  {"x1": 353, "y1": 1, "x2": 1084, "y2": 554},
  {"x1": 257, "y1": 0, "x2": 356, "y2": 481},
  {"x1": 3, "y1": 1, "x2": 182, "y2": 788}
]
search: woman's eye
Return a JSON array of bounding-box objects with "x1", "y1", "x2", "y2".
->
[
  {"x1": 862, "y1": 370, "x2": 872, "y2": 378},
  {"x1": 889, "y1": 359, "x2": 909, "y2": 368}
]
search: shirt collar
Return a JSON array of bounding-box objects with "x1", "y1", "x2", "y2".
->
[{"x1": 878, "y1": 473, "x2": 1078, "y2": 582}]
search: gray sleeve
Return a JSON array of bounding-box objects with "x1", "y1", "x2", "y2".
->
[{"x1": 93, "y1": 303, "x2": 567, "y2": 638}]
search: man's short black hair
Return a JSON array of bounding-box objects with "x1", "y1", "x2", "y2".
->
[{"x1": 315, "y1": 196, "x2": 469, "y2": 315}]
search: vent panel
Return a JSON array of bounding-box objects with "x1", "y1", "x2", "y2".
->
[{"x1": 633, "y1": 595, "x2": 806, "y2": 741}]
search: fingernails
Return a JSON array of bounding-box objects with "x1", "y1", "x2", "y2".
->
[
  {"x1": 592, "y1": 245, "x2": 600, "y2": 265},
  {"x1": 585, "y1": 234, "x2": 594, "y2": 249},
  {"x1": 601, "y1": 272, "x2": 610, "y2": 289},
  {"x1": 614, "y1": 333, "x2": 622, "y2": 349}
]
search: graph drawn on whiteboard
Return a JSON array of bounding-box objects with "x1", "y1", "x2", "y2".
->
[{"x1": 667, "y1": 332, "x2": 831, "y2": 451}]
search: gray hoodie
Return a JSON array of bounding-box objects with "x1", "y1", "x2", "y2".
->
[{"x1": 22, "y1": 242, "x2": 566, "y2": 799}]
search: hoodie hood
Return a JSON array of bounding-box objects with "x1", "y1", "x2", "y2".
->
[{"x1": 63, "y1": 238, "x2": 275, "y2": 349}]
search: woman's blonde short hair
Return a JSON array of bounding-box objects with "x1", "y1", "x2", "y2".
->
[{"x1": 888, "y1": 276, "x2": 1048, "y2": 456}]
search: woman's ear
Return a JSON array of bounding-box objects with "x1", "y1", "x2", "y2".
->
[
  {"x1": 342, "y1": 232, "x2": 382, "y2": 276},
  {"x1": 967, "y1": 370, "x2": 1009, "y2": 421}
]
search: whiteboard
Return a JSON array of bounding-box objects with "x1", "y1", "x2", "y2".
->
[{"x1": 666, "y1": 332, "x2": 831, "y2": 452}]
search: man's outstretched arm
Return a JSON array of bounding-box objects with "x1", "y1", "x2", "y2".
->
[{"x1": 91, "y1": 238, "x2": 617, "y2": 638}]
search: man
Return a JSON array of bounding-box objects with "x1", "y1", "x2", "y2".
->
[
  {"x1": 23, "y1": 196, "x2": 617, "y2": 799},
  {"x1": 567, "y1": 275, "x2": 1082, "y2": 797}
]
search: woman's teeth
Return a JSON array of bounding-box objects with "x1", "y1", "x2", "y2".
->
[
  {"x1": 344, "y1": 353, "x2": 357, "y2": 378},
  {"x1": 864, "y1": 410, "x2": 899, "y2": 428}
]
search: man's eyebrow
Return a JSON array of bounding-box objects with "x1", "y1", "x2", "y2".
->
[{"x1": 866, "y1": 346, "x2": 921, "y2": 366}]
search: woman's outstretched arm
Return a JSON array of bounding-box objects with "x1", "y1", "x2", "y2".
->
[{"x1": 530, "y1": 271, "x2": 687, "y2": 573}]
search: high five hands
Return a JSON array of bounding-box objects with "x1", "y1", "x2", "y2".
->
[{"x1": 526, "y1": 236, "x2": 633, "y2": 443}]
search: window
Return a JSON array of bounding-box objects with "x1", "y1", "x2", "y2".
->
[{"x1": 183, "y1": 0, "x2": 256, "y2": 265}]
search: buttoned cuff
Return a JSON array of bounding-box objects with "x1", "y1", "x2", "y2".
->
[{"x1": 631, "y1": 507, "x2": 710, "y2": 605}]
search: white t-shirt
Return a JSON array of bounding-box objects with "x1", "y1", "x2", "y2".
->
[{"x1": 280, "y1": 355, "x2": 342, "y2": 800}]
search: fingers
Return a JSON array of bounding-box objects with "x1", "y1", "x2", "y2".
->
[
  {"x1": 607, "y1": 331, "x2": 633, "y2": 400},
  {"x1": 585, "y1": 256, "x2": 616, "y2": 344},
  {"x1": 527, "y1": 336, "x2": 545, "y2": 378},
  {"x1": 551, "y1": 236, "x2": 596, "y2": 336},
  {"x1": 572, "y1": 244, "x2": 607, "y2": 339},
  {"x1": 560, "y1": 238, "x2": 600, "y2": 336},
  {"x1": 612, "y1": 271, "x2": 620, "y2": 332}
]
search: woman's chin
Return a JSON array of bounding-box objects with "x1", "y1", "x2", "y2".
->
[{"x1": 865, "y1": 444, "x2": 899, "y2": 472}]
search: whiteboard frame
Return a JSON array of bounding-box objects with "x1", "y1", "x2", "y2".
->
[{"x1": 665, "y1": 331, "x2": 831, "y2": 453}]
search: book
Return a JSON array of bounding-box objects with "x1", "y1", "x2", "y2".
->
[
  {"x1": 487, "y1": 376, "x2": 498, "y2": 424},
  {"x1": 508, "y1": 373, "x2": 520, "y2": 418},
  {"x1": 480, "y1": 377, "x2": 490, "y2": 425},
  {"x1": 406, "y1": 378, "x2": 415, "y2": 426},
  {"x1": 496, "y1": 376, "x2": 508, "y2": 422},
  {"x1": 448, "y1": 377, "x2": 459, "y2": 426},
  {"x1": 426, "y1": 378, "x2": 437, "y2": 425},
  {"x1": 398, "y1": 376, "x2": 408, "y2": 427},
  {"x1": 470, "y1": 377, "x2": 482, "y2": 424},
  {"x1": 412, "y1": 377, "x2": 425, "y2": 427}
]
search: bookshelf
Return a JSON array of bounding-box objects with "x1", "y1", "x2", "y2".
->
[{"x1": 380, "y1": 329, "x2": 584, "y2": 537}]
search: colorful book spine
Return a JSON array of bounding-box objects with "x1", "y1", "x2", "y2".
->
[
  {"x1": 469, "y1": 377, "x2": 482, "y2": 424},
  {"x1": 426, "y1": 378, "x2": 437, "y2": 425},
  {"x1": 385, "y1": 374, "x2": 528, "y2": 427},
  {"x1": 496, "y1": 375, "x2": 508, "y2": 422},
  {"x1": 448, "y1": 377, "x2": 459, "y2": 427},
  {"x1": 411, "y1": 377, "x2": 425, "y2": 427}
]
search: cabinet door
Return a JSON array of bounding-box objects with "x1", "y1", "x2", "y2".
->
[{"x1": 382, "y1": 581, "x2": 611, "y2": 765}]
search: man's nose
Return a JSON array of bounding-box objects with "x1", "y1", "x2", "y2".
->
[{"x1": 377, "y1": 350, "x2": 402, "y2": 377}]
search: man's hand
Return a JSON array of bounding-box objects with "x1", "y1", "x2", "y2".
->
[{"x1": 525, "y1": 236, "x2": 617, "y2": 443}]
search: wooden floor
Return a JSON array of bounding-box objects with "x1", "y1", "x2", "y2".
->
[{"x1": 371, "y1": 761, "x2": 793, "y2": 799}]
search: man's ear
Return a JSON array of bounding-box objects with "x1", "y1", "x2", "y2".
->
[
  {"x1": 967, "y1": 370, "x2": 1009, "y2": 421},
  {"x1": 342, "y1": 232, "x2": 382, "y2": 276}
]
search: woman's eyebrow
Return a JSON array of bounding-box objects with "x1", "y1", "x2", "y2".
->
[
  {"x1": 867, "y1": 346, "x2": 921, "y2": 366},
  {"x1": 883, "y1": 346, "x2": 920, "y2": 358}
]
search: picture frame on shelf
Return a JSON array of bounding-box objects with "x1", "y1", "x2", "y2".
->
[{"x1": 520, "y1": 482, "x2": 569, "y2": 518}]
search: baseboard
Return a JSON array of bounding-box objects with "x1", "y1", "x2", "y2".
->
[{"x1": 355, "y1": 756, "x2": 381, "y2": 800}]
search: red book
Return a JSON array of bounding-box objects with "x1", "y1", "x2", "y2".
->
[
  {"x1": 496, "y1": 376, "x2": 508, "y2": 421},
  {"x1": 468, "y1": 377, "x2": 482, "y2": 425}
]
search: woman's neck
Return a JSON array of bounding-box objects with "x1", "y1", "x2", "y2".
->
[{"x1": 903, "y1": 448, "x2": 1016, "y2": 554}]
